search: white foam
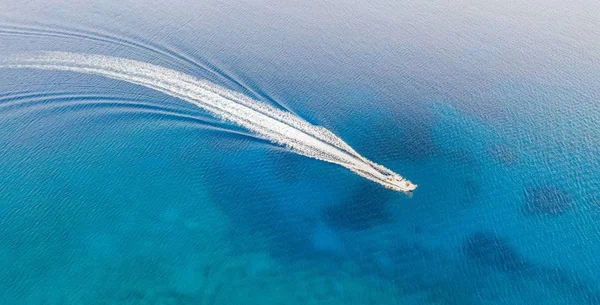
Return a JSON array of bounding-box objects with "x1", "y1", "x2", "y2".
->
[{"x1": 1, "y1": 52, "x2": 416, "y2": 192}]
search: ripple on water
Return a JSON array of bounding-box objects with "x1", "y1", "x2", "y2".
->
[
  {"x1": 0, "y1": 88, "x2": 259, "y2": 143},
  {"x1": 523, "y1": 186, "x2": 574, "y2": 216},
  {"x1": 487, "y1": 143, "x2": 520, "y2": 165}
]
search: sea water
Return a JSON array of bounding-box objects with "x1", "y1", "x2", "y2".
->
[{"x1": 1, "y1": 0, "x2": 599, "y2": 304}]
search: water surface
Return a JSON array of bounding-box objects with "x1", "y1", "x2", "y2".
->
[{"x1": 1, "y1": 1, "x2": 599, "y2": 304}]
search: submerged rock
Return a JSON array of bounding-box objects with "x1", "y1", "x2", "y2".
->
[
  {"x1": 523, "y1": 186, "x2": 574, "y2": 216},
  {"x1": 462, "y1": 232, "x2": 527, "y2": 272}
]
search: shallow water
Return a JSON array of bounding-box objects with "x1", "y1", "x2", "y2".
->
[{"x1": 1, "y1": 1, "x2": 600, "y2": 304}]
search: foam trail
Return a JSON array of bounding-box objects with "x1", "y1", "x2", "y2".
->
[{"x1": 0, "y1": 52, "x2": 417, "y2": 193}]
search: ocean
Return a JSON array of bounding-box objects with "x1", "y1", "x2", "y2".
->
[{"x1": 1, "y1": 0, "x2": 599, "y2": 304}]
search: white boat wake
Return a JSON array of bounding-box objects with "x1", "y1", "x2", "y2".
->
[{"x1": 0, "y1": 51, "x2": 417, "y2": 193}]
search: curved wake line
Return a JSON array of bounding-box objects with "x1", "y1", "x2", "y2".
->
[
  {"x1": 0, "y1": 51, "x2": 417, "y2": 193},
  {"x1": 0, "y1": 23, "x2": 294, "y2": 113}
]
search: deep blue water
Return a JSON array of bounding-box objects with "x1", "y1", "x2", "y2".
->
[{"x1": 1, "y1": 1, "x2": 600, "y2": 304}]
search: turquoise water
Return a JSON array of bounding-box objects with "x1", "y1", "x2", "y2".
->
[{"x1": 1, "y1": 1, "x2": 600, "y2": 304}]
